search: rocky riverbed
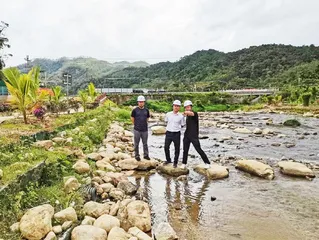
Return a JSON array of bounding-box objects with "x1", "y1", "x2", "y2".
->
[{"x1": 7, "y1": 110, "x2": 319, "y2": 240}]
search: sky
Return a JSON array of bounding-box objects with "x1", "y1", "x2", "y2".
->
[{"x1": 1, "y1": 0, "x2": 319, "y2": 66}]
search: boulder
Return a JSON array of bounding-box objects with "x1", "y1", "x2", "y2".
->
[
  {"x1": 9, "y1": 222, "x2": 20, "y2": 233},
  {"x1": 278, "y1": 161, "x2": 315, "y2": 178},
  {"x1": 157, "y1": 165, "x2": 189, "y2": 177},
  {"x1": 64, "y1": 177, "x2": 80, "y2": 193},
  {"x1": 44, "y1": 231, "x2": 56, "y2": 240},
  {"x1": 54, "y1": 207, "x2": 77, "y2": 223},
  {"x1": 83, "y1": 201, "x2": 110, "y2": 218},
  {"x1": 118, "y1": 159, "x2": 139, "y2": 170},
  {"x1": 283, "y1": 119, "x2": 301, "y2": 127},
  {"x1": 94, "y1": 214, "x2": 121, "y2": 233},
  {"x1": 124, "y1": 130, "x2": 134, "y2": 137},
  {"x1": 117, "y1": 180, "x2": 138, "y2": 195},
  {"x1": 109, "y1": 201, "x2": 120, "y2": 216},
  {"x1": 303, "y1": 112, "x2": 314, "y2": 117},
  {"x1": 126, "y1": 201, "x2": 151, "y2": 232},
  {"x1": 194, "y1": 164, "x2": 229, "y2": 180},
  {"x1": 71, "y1": 225, "x2": 107, "y2": 240},
  {"x1": 107, "y1": 227, "x2": 131, "y2": 240},
  {"x1": 100, "y1": 183, "x2": 115, "y2": 193},
  {"x1": 235, "y1": 160, "x2": 274, "y2": 180},
  {"x1": 128, "y1": 227, "x2": 152, "y2": 240},
  {"x1": 73, "y1": 160, "x2": 90, "y2": 174},
  {"x1": 87, "y1": 153, "x2": 102, "y2": 161},
  {"x1": 253, "y1": 128, "x2": 263, "y2": 134},
  {"x1": 33, "y1": 140, "x2": 53, "y2": 150},
  {"x1": 52, "y1": 137, "x2": 66, "y2": 144},
  {"x1": 109, "y1": 188, "x2": 125, "y2": 201},
  {"x1": 154, "y1": 222, "x2": 178, "y2": 240},
  {"x1": 20, "y1": 204, "x2": 54, "y2": 240},
  {"x1": 151, "y1": 126, "x2": 166, "y2": 135},
  {"x1": 96, "y1": 160, "x2": 116, "y2": 172},
  {"x1": 62, "y1": 221, "x2": 73, "y2": 231},
  {"x1": 233, "y1": 128, "x2": 252, "y2": 134},
  {"x1": 105, "y1": 172, "x2": 128, "y2": 186},
  {"x1": 117, "y1": 152, "x2": 132, "y2": 160},
  {"x1": 81, "y1": 216, "x2": 96, "y2": 226},
  {"x1": 137, "y1": 160, "x2": 158, "y2": 171},
  {"x1": 52, "y1": 225, "x2": 62, "y2": 234},
  {"x1": 262, "y1": 128, "x2": 274, "y2": 135}
]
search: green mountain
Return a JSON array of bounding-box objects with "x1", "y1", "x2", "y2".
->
[{"x1": 15, "y1": 44, "x2": 319, "y2": 93}]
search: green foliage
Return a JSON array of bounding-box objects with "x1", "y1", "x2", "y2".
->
[
  {"x1": 301, "y1": 93, "x2": 312, "y2": 106},
  {"x1": 283, "y1": 119, "x2": 301, "y2": 127},
  {"x1": 50, "y1": 85, "x2": 64, "y2": 114},
  {"x1": 78, "y1": 90, "x2": 89, "y2": 112},
  {"x1": 115, "y1": 108, "x2": 132, "y2": 124}
]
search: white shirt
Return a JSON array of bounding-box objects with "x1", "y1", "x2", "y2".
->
[{"x1": 165, "y1": 111, "x2": 185, "y2": 132}]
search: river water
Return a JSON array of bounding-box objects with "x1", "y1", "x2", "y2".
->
[{"x1": 130, "y1": 111, "x2": 319, "y2": 240}]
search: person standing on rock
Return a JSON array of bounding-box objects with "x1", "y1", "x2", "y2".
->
[
  {"x1": 182, "y1": 100, "x2": 211, "y2": 169},
  {"x1": 164, "y1": 100, "x2": 185, "y2": 168},
  {"x1": 131, "y1": 95, "x2": 150, "y2": 161}
]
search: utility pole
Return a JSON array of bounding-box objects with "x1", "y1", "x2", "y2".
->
[{"x1": 63, "y1": 73, "x2": 72, "y2": 97}]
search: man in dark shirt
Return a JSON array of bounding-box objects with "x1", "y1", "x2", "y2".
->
[
  {"x1": 182, "y1": 100, "x2": 210, "y2": 169},
  {"x1": 131, "y1": 95, "x2": 150, "y2": 161}
]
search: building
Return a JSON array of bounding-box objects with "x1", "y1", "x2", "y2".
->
[{"x1": 0, "y1": 79, "x2": 8, "y2": 95}]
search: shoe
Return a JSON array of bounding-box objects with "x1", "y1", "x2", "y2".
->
[
  {"x1": 144, "y1": 156, "x2": 151, "y2": 160},
  {"x1": 180, "y1": 164, "x2": 187, "y2": 169},
  {"x1": 163, "y1": 161, "x2": 172, "y2": 165},
  {"x1": 135, "y1": 156, "x2": 141, "y2": 161},
  {"x1": 173, "y1": 164, "x2": 178, "y2": 168},
  {"x1": 204, "y1": 163, "x2": 211, "y2": 169}
]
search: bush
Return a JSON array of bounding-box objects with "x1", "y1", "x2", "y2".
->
[
  {"x1": 283, "y1": 119, "x2": 301, "y2": 127},
  {"x1": 301, "y1": 93, "x2": 312, "y2": 106},
  {"x1": 0, "y1": 103, "x2": 11, "y2": 112}
]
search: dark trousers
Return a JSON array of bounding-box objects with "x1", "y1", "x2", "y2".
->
[
  {"x1": 134, "y1": 130, "x2": 149, "y2": 158},
  {"x1": 164, "y1": 131, "x2": 181, "y2": 164},
  {"x1": 182, "y1": 135, "x2": 210, "y2": 164}
]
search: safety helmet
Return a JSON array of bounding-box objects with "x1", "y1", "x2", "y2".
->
[
  {"x1": 172, "y1": 100, "x2": 181, "y2": 106},
  {"x1": 184, "y1": 100, "x2": 193, "y2": 107},
  {"x1": 137, "y1": 95, "x2": 145, "y2": 102}
]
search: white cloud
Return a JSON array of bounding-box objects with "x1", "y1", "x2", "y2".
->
[{"x1": 1, "y1": 0, "x2": 319, "y2": 66}]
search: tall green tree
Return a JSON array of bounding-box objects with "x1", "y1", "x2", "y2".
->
[{"x1": 0, "y1": 21, "x2": 11, "y2": 70}]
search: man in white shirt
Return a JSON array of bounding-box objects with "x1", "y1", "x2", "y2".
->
[{"x1": 164, "y1": 100, "x2": 185, "y2": 168}]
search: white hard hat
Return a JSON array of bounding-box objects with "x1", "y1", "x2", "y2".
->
[
  {"x1": 184, "y1": 100, "x2": 192, "y2": 107},
  {"x1": 173, "y1": 100, "x2": 181, "y2": 106},
  {"x1": 137, "y1": 95, "x2": 145, "y2": 102}
]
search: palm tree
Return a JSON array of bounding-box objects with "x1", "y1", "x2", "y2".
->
[
  {"x1": 2, "y1": 67, "x2": 40, "y2": 123},
  {"x1": 88, "y1": 82, "x2": 97, "y2": 102},
  {"x1": 78, "y1": 90, "x2": 89, "y2": 112},
  {"x1": 51, "y1": 86, "x2": 64, "y2": 115}
]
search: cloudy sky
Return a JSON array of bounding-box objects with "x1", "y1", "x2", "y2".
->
[{"x1": 1, "y1": 0, "x2": 319, "y2": 66}]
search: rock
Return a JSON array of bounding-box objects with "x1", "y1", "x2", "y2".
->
[
  {"x1": 100, "y1": 183, "x2": 115, "y2": 193},
  {"x1": 117, "y1": 180, "x2": 138, "y2": 195},
  {"x1": 109, "y1": 188, "x2": 125, "y2": 201},
  {"x1": 62, "y1": 221, "x2": 73, "y2": 231},
  {"x1": 52, "y1": 137, "x2": 66, "y2": 144},
  {"x1": 154, "y1": 222, "x2": 178, "y2": 240},
  {"x1": 73, "y1": 160, "x2": 91, "y2": 174},
  {"x1": 303, "y1": 112, "x2": 314, "y2": 117},
  {"x1": 151, "y1": 126, "x2": 166, "y2": 135},
  {"x1": 126, "y1": 201, "x2": 151, "y2": 232},
  {"x1": 96, "y1": 160, "x2": 116, "y2": 172},
  {"x1": 105, "y1": 172, "x2": 128, "y2": 186},
  {"x1": 253, "y1": 128, "x2": 263, "y2": 134},
  {"x1": 124, "y1": 130, "x2": 134, "y2": 137},
  {"x1": 117, "y1": 152, "x2": 132, "y2": 160},
  {"x1": 157, "y1": 165, "x2": 189, "y2": 177},
  {"x1": 0, "y1": 169, "x2": 3, "y2": 179},
  {"x1": 33, "y1": 140, "x2": 53, "y2": 150},
  {"x1": 87, "y1": 153, "x2": 102, "y2": 161},
  {"x1": 94, "y1": 214, "x2": 121, "y2": 233},
  {"x1": 277, "y1": 134, "x2": 286, "y2": 138},
  {"x1": 283, "y1": 119, "x2": 301, "y2": 127},
  {"x1": 278, "y1": 161, "x2": 315, "y2": 178},
  {"x1": 128, "y1": 227, "x2": 152, "y2": 240},
  {"x1": 81, "y1": 216, "x2": 96, "y2": 226},
  {"x1": 137, "y1": 160, "x2": 158, "y2": 171},
  {"x1": 194, "y1": 164, "x2": 229, "y2": 180},
  {"x1": 199, "y1": 135, "x2": 209, "y2": 139},
  {"x1": 262, "y1": 128, "x2": 274, "y2": 135},
  {"x1": 20, "y1": 204, "x2": 54, "y2": 240},
  {"x1": 54, "y1": 207, "x2": 77, "y2": 224},
  {"x1": 83, "y1": 201, "x2": 110, "y2": 218},
  {"x1": 118, "y1": 159, "x2": 139, "y2": 170},
  {"x1": 176, "y1": 175, "x2": 187, "y2": 181},
  {"x1": 107, "y1": 227, "x2": 131, "y2": 240},
  {"x1": 71, "y1": 225, "x2": 107, "y2": 240},
  {"x1": 44, "y1": 231, "x2": 56, "y2": 240},
  {"x1": 64, "y1": 177, "x2": 80, "y2": 193},
  {"x1": 271, "y1": 142, "x2": 281, "y2": 147},
  {"x1": 233, "y1": 128, "x2": 252, "y2": 134},
  {"x1": 9, "y1": 222, "x2": 20, "y2": 233},
  {"x1": 236, "y1": 160, "x2": 274, "y2": 180},
  {"x1": 285, "y1": 143, "x2": 296, "y2": 148},
  {"x1": 52, "y1": 225, "x2": 62, "y2": 234}
]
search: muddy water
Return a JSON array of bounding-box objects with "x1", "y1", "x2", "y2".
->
[{"x1": 131, "y1": 112, "x2": 319, "y2": 240}]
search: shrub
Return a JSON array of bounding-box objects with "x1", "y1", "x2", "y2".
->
[{"x1": 301, "y1": 93, "x2": 312, "y2": 106}]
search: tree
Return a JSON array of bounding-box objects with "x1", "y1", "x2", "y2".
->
[
  {"x1": 88, "y1": 82, "x2": 97, "y2": 101},
  {"x1": 301, "y1": 93, "x2": 312, "y2": 107},
  {"x1": 78, "y1": 90, "x2": 89, "y2": 112},
  {"x1": 2, "y1": 67, "x2": 40, "y2": 123},
  {"x1": 51, "y1": 86, "x2": 64, "y2": 115},
  {"x1": 0, "y1": 21, "x2": 11, "y2": 70}
]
